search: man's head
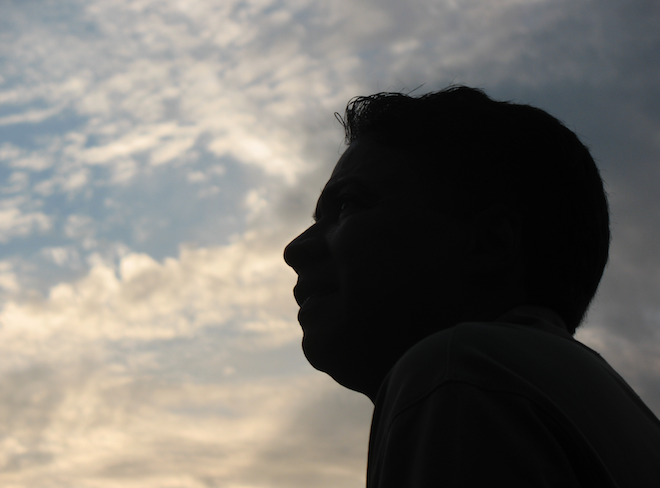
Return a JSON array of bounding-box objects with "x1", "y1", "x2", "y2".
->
[{"x1": 284, "y1": 85, "x2": 610, "y2": 400}]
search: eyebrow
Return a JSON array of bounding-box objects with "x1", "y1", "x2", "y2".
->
[{"x1": 312, "y1": 176, "x2": 372, "y2": 222}]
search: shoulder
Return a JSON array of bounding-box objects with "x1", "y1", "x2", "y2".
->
[
  {"x1": 368, "y1": 321, "x2": 594, "y2": 487},
  {"x1": 377, "y1": 317, "x2": 587, "y2": 415},
  {"x1": 368, "y1": 309, "x2": 660, "y2": 488}
]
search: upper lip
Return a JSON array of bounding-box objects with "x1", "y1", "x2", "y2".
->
[{"x1": 293, "y1": 279, "x2": 337, "y2": 307}]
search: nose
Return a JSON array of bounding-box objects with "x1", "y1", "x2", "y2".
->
[{"x1": 284, "y1": 225, "x2": 326, "y2": 271}]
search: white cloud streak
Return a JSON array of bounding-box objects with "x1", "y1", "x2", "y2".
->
[{"x1": 0, "y1": 232, "x2": 298, "y2": 365}]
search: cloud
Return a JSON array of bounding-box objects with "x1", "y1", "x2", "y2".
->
[
  {"x1": 0, "y1": 224, "x2": 298, "y2": 361},
  {"x1": 0, "y1": 218, "x2": 329, "y2": 484},
  {"x1": 242, "y1": 378, "x2": 372, "y2": 487},
  {"x1": 0, "y1": 105, "x2": 67, "y2": 127},
  {"x1": 0, "y1": 207, "x2": 51, "y2": 243},
  {"x1": 40, "y1": 247, "x2": 83, "y2": 268},
  {"x1": 576, "y1": 320, "x2": 660, "y2": 415},
  {"x1": 0, "y1": 359, "x2": 370, "y2": 487},
  {"x1": 0, "y1": 0, "x2": 659, "y2": 486},
  {"x1": 0, "y1": 261, "x2": 19, "y2": 293}
]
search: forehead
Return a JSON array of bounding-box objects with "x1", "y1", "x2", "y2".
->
[
  {"x1": 312, "y1": 139, "x2": 422, "y2": 222},
  {"x1": 327, "y1": 138, "x2": 413, "y2": 191},
  {"x1": 322, "y1": 138, "x2": 471, "y2": 222}
]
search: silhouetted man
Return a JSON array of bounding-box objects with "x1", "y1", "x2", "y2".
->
[{"x1": 284, "y1": 86, "x2": 660, "y2": 487}]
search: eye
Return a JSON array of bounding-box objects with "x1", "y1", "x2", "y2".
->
[{"x1": 338, "y1": 195, "x2": 363, "y2": 216}]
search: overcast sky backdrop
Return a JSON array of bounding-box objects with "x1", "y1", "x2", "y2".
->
[{"x1": 0, "y1": 0, "x2": 659, "y2": 486}]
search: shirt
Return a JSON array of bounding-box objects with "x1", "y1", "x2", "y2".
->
[{"x1": 367, "y1": 305, "x2": 660, "y2": 487}]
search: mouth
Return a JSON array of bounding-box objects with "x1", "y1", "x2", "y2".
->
[
  {"x1": 294, "y1": 281, "x2": 337, "y2": 308},
  {"x1": 300, "y1": 294, "x2": 314, "y2": 307},
  {"x1": 296, "y1": 291, "x2": 338, "y2": 325}
]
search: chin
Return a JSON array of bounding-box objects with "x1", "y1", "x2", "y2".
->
[
  {"x1": 301, "y1": 333, "x2": 381, "y2": 400},
  {"x1": 301, "y1": 334, "x2": 334, "y2": 372}
]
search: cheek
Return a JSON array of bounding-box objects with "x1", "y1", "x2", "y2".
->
[
  {"x1": 330, "y1": 219, "x2": 392, "y2": 272},
  {"x1": 332, "y1": 222, "x2": 423, "y2": 300}
]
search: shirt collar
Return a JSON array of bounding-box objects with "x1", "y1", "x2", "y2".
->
[{"x1": 496, "y1": 304, "x2": 573, "y2": 339}]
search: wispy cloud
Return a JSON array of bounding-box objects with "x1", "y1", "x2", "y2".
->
[{"x1": 0, "y1": 207, "x2": 51, "y2": 243}]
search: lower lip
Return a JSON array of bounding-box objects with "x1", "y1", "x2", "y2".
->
[{"x1": 298, "y1": 292, "x2": 336, "y2": 319}]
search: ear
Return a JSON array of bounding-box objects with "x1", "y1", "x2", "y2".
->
[{"x1": 468, "y1": 203, "x2": 522, "y2": 272}]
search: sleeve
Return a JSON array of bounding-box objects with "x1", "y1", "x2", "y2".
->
[{"x1": 367, "y1": 382, "x2": 584, "y2": 488}]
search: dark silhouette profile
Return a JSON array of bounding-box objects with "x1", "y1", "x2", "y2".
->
[{"x1": 283, "y1": 86, "x2": 660, "y2": 486}]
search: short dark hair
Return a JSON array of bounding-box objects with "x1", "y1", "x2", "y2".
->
[{"x1": 339, "y1": 85, "x2": 610, "y2": 334}]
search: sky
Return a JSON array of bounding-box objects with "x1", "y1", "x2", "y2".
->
[{"x1": 0, "y1": 0, "x2": 659, "y2": 486}]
